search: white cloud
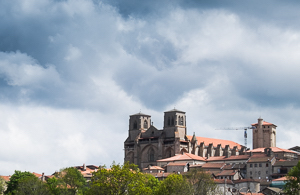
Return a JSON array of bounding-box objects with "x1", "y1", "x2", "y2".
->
[
  {"x1": 0, "y1": 52, "x2": 61, "y2": 87},
  {"x1": 1, "y1": 0, "x2": 300, "y2": 176}
]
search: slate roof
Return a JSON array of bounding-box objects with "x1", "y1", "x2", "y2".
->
[
  {"x1": 201, "y1": 163, "x2": 225, "y2": 169},
  {"x1": 164, "y1": 109, "x2": 185, "y2": 113},
  {"x1": 215, "y1": 170, "x2": 237, "y2": 176},
  {"x1": 130, "y1": 112, "x2": 151, "y2": 117},
  {"x1": 248, "y1": 156, "x2": 274, "y2": 163},
  {"x1": 273, "y1": 160, "x2": 298, "y2": 167},
  {"x1": 223, "y1": 163, "x2": 247, "y2": 169}
]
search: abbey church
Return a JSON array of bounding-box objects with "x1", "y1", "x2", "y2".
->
[{"x1": 124, "y1": 109, "x2": 276, "y2": 169}]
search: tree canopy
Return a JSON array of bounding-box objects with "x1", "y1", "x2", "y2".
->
[
  {"x1": 5, "y1": 171, "x2": 37, "y2": 195},
  {"x1": 0, "y1": 176, "x2": 6, "y2": 194},
  {"x1": 184, "y1": 168, "x2": 218, "y2": 195},
  {"x1": 14, "y1": 176, "x2": 51, "y2": 195},
  {"x1": 87, "y1": 162, "x2": 158, "y2": 195},
  {"x1": 3, "y1": 163, "x2": 219, "y2": 195},
  {"x1": 49, "y1": 167, "x2": 87, "y2": 195},
  {"x1": 284, "y1": 161, "x2": 300, "y2": 195}
]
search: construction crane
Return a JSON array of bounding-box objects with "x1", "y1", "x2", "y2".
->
[{"x1": 215, "y1": 126, "x2": 256, "y2": 148}]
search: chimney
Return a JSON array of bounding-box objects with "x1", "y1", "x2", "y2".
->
[
  {"x1": 225, "y1": 145, "x2": 231, "y2": 158},
  {"x1": 42, "y1": 173, "x2": 45, "y2": 182},
  {"x1": 83, "y1": 163, "x2": 86, "y2": 171}
]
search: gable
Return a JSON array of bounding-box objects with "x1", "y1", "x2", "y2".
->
[{"x1": 140, "y1": 126, "x2": 162, "y2": 138}]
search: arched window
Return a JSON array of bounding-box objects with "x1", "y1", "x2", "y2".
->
[
  {"x1": 144, "y1": 120, "x2": 148, "y2": 129},
  {"x1": 133, "y1": 121, "x2": 137, "y2": 129},
  {"x1": 165, "y1": 148, "x2": 172, "y2": 158},
  {"x1": 171, "y1": 117, "x2": 174, "y2": 126},
  {"x1": 127, "y1": 152, "x2": 134, "y2": 164},
  {"x1": 149, "y1": 148, "x2": 155, "y2": 162}
]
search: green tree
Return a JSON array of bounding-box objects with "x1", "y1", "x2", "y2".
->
[
  {"x1": 0, "y1": 176, "x2": 6, "y2": 195},
  {"x1": 158, "y1": 173, "x2": 192, "y2": 195},
  {"x1": 15, "y1": 176, "x2": 51, "y2": 195},
  {"x1": 284, "y1": 161, "x2": 300, "y2": 195},
  {"x1": 46, "y1": 176, "x2": 67, "y2": 195},
  {"x1": 51, "y1": 167, "x2": 87, "y2": 195},
  {"x1": 184, "y1": 168, "x2": 218, "y2": 195},
  {"x1": 87, "y1": 162, "x2": 157, "y2": 195},
  {"x1": 4, "y1": 171, "x2": 36, "y2": 195}
]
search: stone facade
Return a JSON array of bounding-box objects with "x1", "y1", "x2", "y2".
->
[
  {"x1": 252, "y1": 118, "x2": 277, "y2": 149},
  {"x1": 124, "y1": 109, "x2": 246, "y2": 169}
]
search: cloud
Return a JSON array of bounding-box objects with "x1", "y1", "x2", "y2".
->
[{"x1": 0, "y1": 0, "x2": 300, "y2": 176}]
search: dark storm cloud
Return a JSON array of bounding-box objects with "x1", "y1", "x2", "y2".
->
[
  {"x1": 105, "y1": 0, "x2": 300, "y2": 33},
  {"x1": 1, "y1": 0, "x2": 300, "y2": 175}
]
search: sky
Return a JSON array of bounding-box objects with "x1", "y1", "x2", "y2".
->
[{"x1": 1, "y1": 0, "x2": 300, "y2": 175}]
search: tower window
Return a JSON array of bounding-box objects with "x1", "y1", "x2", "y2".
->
[
  {"x1": 168, "y1": 117, "x2": 170, "y2": 126},
  {"x1": 144, "y1": 120, "x2": 148, "y2": 129},
  {"x1": 133, "y1": 121, "x2": 137, "y2": 129},
  {"x1": 171, "y1": 117, "x2": 174, "y2": 126},
  {"x1": 180, "y1": 116, "x2": 183, "y2": 125},
  {"x1": 149, "y1": 148, "x2": 155, "y2": 162}
]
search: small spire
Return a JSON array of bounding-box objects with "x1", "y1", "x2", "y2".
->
[{"x1": 192, "y1": 132, "x2": 197, "y2": 142}]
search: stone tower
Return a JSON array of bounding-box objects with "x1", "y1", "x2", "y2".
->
[
  {"x1": 128, "y1": 112, "x2": 151, "y2": 141},
  {"x1": 163, "y1": 109, "x2": 187, "y2": 140},
  {"x1": 252, "y1": 117, "x2": 276, "y2": 149}
]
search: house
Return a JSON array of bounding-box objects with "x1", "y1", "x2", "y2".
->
[
  {"x1": 74, "y1": 164, "x2": 99, "y2": 181},
  {"x1": 215, "y1": 178, "x2": 260, "y2": 195},
  {"x1": 143, "y1": 165, "x2": 165, "y2": 173},
  {"x1": 271, "y1": 160, "x2": 298, "y2": 179}
]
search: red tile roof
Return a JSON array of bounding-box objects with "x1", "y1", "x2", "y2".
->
[
  {"x1": 32, "y1": 172, "x2": 43, "y2": 178},
  {"x1": 214, "y1": 178, "x2": 235, "y2": 184},
  {"x1": 201, "y1": 163, "x2": 225, "y2": 169},
  {"x1": 206, "y1": 154, "x2": 250, "y2": 162},
  {"x1": 251, "y1": 121, "x2": 274, "y2": 126},
  {"x1": 143, "y1": 166, "x2": 164, "y2": 170},
  {"x1": 167, "y1": 162, "x2": 188, "y2": 166},
  {"x1": 148, "y1": 172, "x2": 171, "y2": 178},
  {"x1": 186, "y1": 135, "x2": 243, "y2": 149},
  {"x1": 157, "y1": 153, "x2": 206, "y2": 162},
  {"x1": 248, "y1": 147, "x2": 298, "y2": 154},
  {"x1": 273, "y1": 176, "x2": 288, "y2": 181},
  {"x1": 0, "y1": 175, "x2": 10, "y2": 181}
]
